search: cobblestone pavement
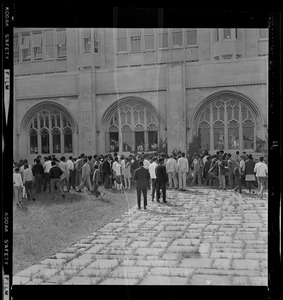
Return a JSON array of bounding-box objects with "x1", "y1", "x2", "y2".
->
[{"x1": 13, "y1": 188, "x2": 268, "y2": 286}]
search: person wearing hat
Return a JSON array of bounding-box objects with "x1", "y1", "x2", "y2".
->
[
  {"x1": 244, "y1": 154, "x2": 256, "y2": 193},
  {"x1": 155, "y1": 158, "x2": 168, "y2": 203}
]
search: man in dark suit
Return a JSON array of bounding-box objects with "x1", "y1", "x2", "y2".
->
[
  {"x1": 133, "y1": 160, "x2": 150, "y2": 210},
  {"x1": 102, "y1": 155, "x2": 111, "y2": 189},
  {"x1": 156, "y1": 158, "x2": 168, "y2": 203}
]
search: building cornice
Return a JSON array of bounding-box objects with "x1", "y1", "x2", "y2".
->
[
  {"x1": 16, "y1": 92, "x2": 78, "y2": 100},
  {"x1": 95, "y1": 87, "x2": 167, "y2": 95},
  {"x1": 186, "y1": 80, "x2": 266, "y2": 89}
]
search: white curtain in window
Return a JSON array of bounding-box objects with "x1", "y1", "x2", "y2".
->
[
  {"x1": 21, "y1": 35, "x2": 30, "y2": 49},
  {"x1": 57, "y1": 30, "x2": 66, "y2": 44},
  {"x1": 32, "y1": 34, "x2": 42, "y2": 47}
]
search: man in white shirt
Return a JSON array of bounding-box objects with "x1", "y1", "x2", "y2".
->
[
  {"x1": 120, "y1": 155, "x2": 126, "y2": 189},
  {"x1": 254, "y1": 156, "x2": 268, "y2": 198},
  {"x1": 13, "y1": 167, "x2": 24, "y2": 207},
  {"x1": 166, "y1": 154, "x2": 178, "y2": 190},
  {"x1": 20, "y1": 159, "x2": 32, "y2": 175},
  {"x1": 143, "y1": 155, "x2": 150, "y2": 170},
  {"x1": 23, "y1": 163, "x2": 35, "y2": 201},
  {"x1": 149, "y1": 157, "x2": 158, "y2": 201},
  {"x1": 58, "y1": 156, "x2": 70, "y2": 192},
  {"x1": 66, "y1": 156, "x2": 75, "y2": 190},
  {"x1": 177, "y1": 152, "x2": 189, "y2": 191},
  {"x1": 239, "y1": 155, "x2": 246, "y2": 188},
  {"x1": 43, "y1": 156, "x2": 52, "y2": 193}
]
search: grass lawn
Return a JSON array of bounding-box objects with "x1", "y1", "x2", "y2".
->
[{"x1": 13, "y1": 187, "x2": 138, "y2": 275}]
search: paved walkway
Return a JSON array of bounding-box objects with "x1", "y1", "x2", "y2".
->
[{"x1": 13, "y1": 188, "x2": 268, "y2": 286}]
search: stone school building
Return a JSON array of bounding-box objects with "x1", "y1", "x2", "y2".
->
[{"x1": 13, "y1": 28, "x2": 268, "y2": 161}]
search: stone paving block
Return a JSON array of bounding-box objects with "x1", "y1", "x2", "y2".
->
[
  {"x1": 161, "y1": 252, "x2": 182, "y2": 261},
  {"x1": 63, "y1": 276, "x2": 100, "y2": 285},
  {"x1": 120, "y1": 259, "x2": 137, "y2": 266},
  {"x1": 249, "y1": 277, "x2": 268, "y2": 286},
  {"x1": 40, "y1": 258, "x2": 67, "y2": 267},
  {"x1": 136, "y1": 260, "x2": 178, "y2": 268},
  {"x1": 179, "y1": 258, "x2": 213, "y2": 269},
  {"x1": 61, "y1": 247, "x2": 79, "y2": 253},
  {"x1": 135, "y1": 247, "x2": 164, "y2": 256},
  {"x1": 149, "y1": 267, "x2": 194, "y2": 277},
  {"x1": 63, "y1": 258, "x2": 93, "y2": 270},
  {"x1": 166, "y1": 245, "x2": 199, "y2": 253},
  {"x1": 13, "y1": 264, "x2": 47, "y2": 277},
  {"x1": 194, "y1": 268, "x2": 261, "y2": 277},
  {"x1": 13, "y1": 276, "x2": 33, "y2": 285},
  {"x1": 87, "y1": 259, "x2": 119, "y2": 269},
  {"x1": 210, "y1": 252, "x2": 243, "y2": 259},
  {"x1": 189, "y1": 274, "x2": 231, "y2": 285},
  {"x1": 85, "y1": 244, "x2": 107, "y2": 254},
  {"x1": 213, "y1": 258, "x2": 232, "y2": 269},
  {"x1": 140, "y1": 275, "x2": 188, "y2": 285},
  {"x1": 218, "y1": 236, "x2": 233, "y2": 243},
  {"x1": 24, "y1": 278, "x2": 44, "y2": 285},
  {"x1": 232, "y1": 259, "x2": 260, "y2": 270},
  {"x1": 51, "y1": 253, "x2": 78, "y2": 260},
  {"x1": 100, "y1": 278, "x2": 138, "y2": 285},
  {"x1": 128, "y1": 241, "x2": 150, "y2": 248},
  {"x1": 109, "y1": 266, "x2": 149, "y2": 279},
  {"x1": 34, "y1": 268, "x2": 60, "y2": 280},
  {"x1": 77, "y1": 268, "x2": 110, "y2": 277},
  {"x1": 245, "y1": 253, "x2": 267, "y2": 260},
  {"x1": 171, "y1": 238, "x2": 201, "y2": 246}
]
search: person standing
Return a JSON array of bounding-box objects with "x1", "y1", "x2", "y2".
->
[
  {"x1": 133, "y1": 160, "x2": 151, "y2": 209},
  {"x1": 59, "y1": 156, "x2": 70, "y2": 192},
  {"x1": 32, "y1": 159, "x2": 44, "y2": 194},
  {"x1": 234, "y1": 151, "x2": 241, "y2": 164},
  {"x1": 218, "y1": 156, "x2": 227, "y2": 190},
  {"x1": 13, "y1": 167, "x2": 24, "y2": 207},
  {"x1": 43, "y1": 156, "x2": 52, "y2": 193},
  {"x1": 208, "y1": 154, "x2": 218, "y2": 188},
  {"x1": 245, "y1": 154, "x2": 256, "y2": 193},
  {"x1": 102, "y1": 155, "x2": 111, "y2": 189},
  {"x1": 92, "y1": 164, "x2": 102, "y2": 197},
  {"x1": 190, "y1": 153, "x2": 202, "y2": 187},
  {"x1": 115, "y1": 158, "x2": 123, "y2": 191},
  {"x1": 23, "y1": 163, "x2": 35, "y2": 201},
  {"x1": 66, "y1": 156, "x2": 75, "y2": 190},
  {"x1": 227, "y1": 153, "x2": 236, "y2": 190},
  {"x1": 76, "y1": 158, "x2": 92, "y2": 192},
  {"x1": 112, "y1": 156, "x2": 118, "y2": 190},
  {"x1": 166, "y1": 154, "x2": 178, "y2": 190},
  {"x1": 203, "y1": 155, "x2": 212, "y2": 186},
  {"x1": 155, "y1": 158, "x2": 168, "y2": 203},
  {"x1": 74, "y1": 154, "x2": 85, "y2": 187},
  {"x1": 149, "y1": 156, "x2": 158, "y2": 201},
  {"x1": 177, "y1": 152, "x2": 189, "y2": 191},
  {"x1": 124, "y1": 157, "x2": 132, "y2": 190},
  {"x1": 254, "y1": 156, "x2": 268, "y2": 198},
  {"x1": 143, "y1": 155, "x2": 150, "y2": 170},
  {"x1": 239, "y1": 155, "x2": 246, "y2": 188},
  {"x1": 234, "y1": 162, "x2": 242, "y2": 194},
  {"x1": 49, "y1": 161, "x2": 65, "y2": 200}
]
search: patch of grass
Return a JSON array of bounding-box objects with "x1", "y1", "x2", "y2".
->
[{"x1": 13, "y1": 187, "x2": 137, "y2": 275}]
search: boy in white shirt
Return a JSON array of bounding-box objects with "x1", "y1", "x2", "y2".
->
[
  {"x1": 13, "y1": 167, "x2": 24, "y2": 207},
  {"x1": 254, "y1": 156, "x2": 268, "y2": 198}
]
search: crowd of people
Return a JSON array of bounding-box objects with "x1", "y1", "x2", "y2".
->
[{"x1": 13, "y1": 150, "x2": 268, "y2": 209}]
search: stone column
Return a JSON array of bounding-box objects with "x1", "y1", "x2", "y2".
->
[
  {"x1": 166, "y1": 62, "x2": 187, "y2": 154},
  {"x1": 77, "y1": 69, "x2": 95, "y2": 155}
]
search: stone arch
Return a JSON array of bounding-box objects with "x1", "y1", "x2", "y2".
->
[
  {"x1": 21, "y1": 101, "x2": 78, "y2": 133},
  {"x1": 19, "y1": 101, "x2": 79, "y2": 159},
  {"x1": 101, "y1": 96, "x2": 166, "y2": 131},
  {"x1": 189, "y1": 90, "x2": 266, "y2": 135},
  {"x1": 100, "y1": 96, "x2": 166, "y2": 153}
]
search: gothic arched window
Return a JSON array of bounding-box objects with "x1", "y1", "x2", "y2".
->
[
  {"x1": 106, "y1": 103, "x2": 159, "y2": 152},
  {"x1": 28, "y1": 108, "x2": 73, "y2": 155},
  {"x1": 197, "y1": 99, "x2": 256, "y2": 152}
]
